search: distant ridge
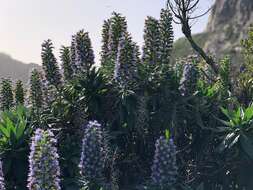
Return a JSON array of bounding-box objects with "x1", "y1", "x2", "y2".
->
[{"x1": 0, "y1": 53, "x2": 41, "y2": 86}]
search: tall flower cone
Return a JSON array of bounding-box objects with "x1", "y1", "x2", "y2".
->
[
  {"x1": 28, "y1": 129, "x2": 61, "y2": 190},
  {"x1": 151, "y1": 136, "x2": 178, "y2": 188},
  {"x1": 79, "y1": 121, "x2": 107, "y2": 182}
]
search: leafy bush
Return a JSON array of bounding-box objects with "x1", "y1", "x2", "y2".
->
[
  {"x1": 217, "y1": 106, "x2": 253, "y2": 157},
  {"x1": 0, "y1": 106, "x2": 32, "y2": 190}
]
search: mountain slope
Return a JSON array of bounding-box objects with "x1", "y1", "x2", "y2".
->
[{"x1": 0, "y1": 53, "x2": 40, "y2": 86}]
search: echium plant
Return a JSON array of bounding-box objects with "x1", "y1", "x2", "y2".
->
[
  {"x1": 151, "y1": 136, "x2": 178, "y2": 189},
  {"x1": 41, "y1": 75, "x2": 57, "y2": 108},
  {"x1": 100, "y1": 12, "x2": 128, "y2": 78},
  {"x1": 70, "y1": 34, "x2": 78, "y2": 74},
  {"x1": 0, "y1": 78, "x2": 14, "y2": 111},
  {"x1": 101, "y1": 19, "x2": 111, "y2": 65},
  {"x1": 179, "y1": 59, "x2": 199, "y2": 96},
  {"x1": 41, "y1": 39, "x2": 62, "y2": 88},
  {"x1": 27, "y1": 129, "x2": 61, "y2": 190},
  {"x1": 60, "y1": 46, "x2": 73, "y2": 81},
  {"x1": 0, "y1": 160, "x2": 5, "y2": 190},
  {"x1": 107, "y1": 12, "x2": 128, "y2": 60},
  {"x1": 14, "y1": 80, "x2": 25, "y2": 106},
  {"x1": 29, "y1": 69, "x2": 44, "y2": 115},
  {"x1": 79, "y1": 121, "x2": 107, "y2": 187},
  {"x1": 114, "y1": 33, "x2": 138, "y2": 89},
  {"x1": 159, "y1": 5, "x2": 174, "y2": 66},
  {"x1": 142, "y1": 16, "x2": 161, "y2": 66},
  {"x1": 72, "y1": 30, "x2": 95, "y2": 74}
]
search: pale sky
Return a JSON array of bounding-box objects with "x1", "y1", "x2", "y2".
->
[{"x1": 0, "y1": 0, "x2": 214, "y2": 64}]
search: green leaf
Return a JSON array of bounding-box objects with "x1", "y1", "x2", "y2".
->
[
  {"x1": 16, "y1": 124, "x2": 25, "y2": 140},
  {"x1": 244, "y1": 106, "x2": 253, "y2": 121},
  {"x1": 165, "y1": 129, "x2": 170, "y2": 140},
  {"x1": 0, "y1": 126, "x2": 11, "y2": 138},
  {"x1": 5, "y1": 117, "x2": 14, "y2": 130},
  {"x1": 221, "y1": 107, "x2": 231, "y2": 119}
]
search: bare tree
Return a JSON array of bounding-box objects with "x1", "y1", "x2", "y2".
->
[{"x1": 168, "y1": 0, "x2": 219, "y2": 75}]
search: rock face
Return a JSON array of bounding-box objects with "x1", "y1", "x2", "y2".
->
[
  {"x1": 204, "y1": 0, "x2": 253, "y2": 57},
  {"x1": 207, "y1": 0, "x2": 253, "y2": 32},
  {"x1": 173, "y1": 0, "x2": 253, "y2": 62}
]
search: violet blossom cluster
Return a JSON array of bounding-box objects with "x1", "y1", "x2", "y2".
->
[
  {"x1": 27, "y1": 129, "x2": 61, "y2": 190},
  {"x1": 151, "y1": 136, "x2": 178, "y2": 188},
  {"x1": 114, "y1": 34, "x2": 138, "y2": 89},
  {"x1": 79, "y1": 120, "x2": 106, "y2": 182},
  {"x1": 179, "y1": 62, "x2": 198, "y2": 96},
  {"x1": 72, "y1": 30, "x2": 95, "y2": 74}
]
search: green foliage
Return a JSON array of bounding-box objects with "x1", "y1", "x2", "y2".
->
[
  {"x1": 237, "y1": 28, "x2": 253, "y2": 105},
  {"x1": 218, "y1": 56, "x2": 231, "y2": 96},
  {"x1": 73, "y1": 68, "x2": 110, "y2": 121},
  {"x1": 0, "y1": 106, "x2": 32, "y2": 190},
  {"x1": 0, "y1": 106, "x2": 32, "y2": 150},
  {"x1": 14, "y1": 80, "x2": 25, "y2": 106},
  {"x1": 241, "y1": 27, "x2": 253, "y2": 68},
  {"x1": 0, "y1": 79, "x2": 14, "y2": 111},
  {"x1": 216, "y1": 106, "x2": 253, "y2": 159}
]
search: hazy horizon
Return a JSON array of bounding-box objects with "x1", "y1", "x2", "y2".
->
[{"x1": 0, "y1": 0, "x2": 214, "y2": 64}]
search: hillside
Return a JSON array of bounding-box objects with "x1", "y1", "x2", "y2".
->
[
  {"x1": 172, "y1": 33, "x2": 209, "y2": 59},
  {"x1": 0, "y1": 53, "x2": 40, "y2": 86},
  {"x1": 173, "y1": 0, "x2": 253, "y2": 62}
]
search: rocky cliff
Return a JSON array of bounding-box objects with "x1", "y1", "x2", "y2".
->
[
  {"x1": 173, "y1": 0, "x2": 253, "y2": 61},
  {"x1": 204, "y1": 0, "x2": 253, "y2": 57}
]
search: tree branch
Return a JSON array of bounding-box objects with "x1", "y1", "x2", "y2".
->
[{"x1": 168, "y1": 0, "x2": 218, "y2": 75}]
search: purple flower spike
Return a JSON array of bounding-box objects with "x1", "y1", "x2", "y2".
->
[
  {"x1": 27, "y1": 129, "x2": 61, "y2": 190},
  {"x1": 151, "y1": 136, "x2": 178, "y2": 188},
  {"x1": 79, "y1": 120, "x2": 106, "y2": 182}
]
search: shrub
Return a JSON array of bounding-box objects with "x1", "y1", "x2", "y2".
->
[{"x1": 0, "y1": 106, "x2": 31, "y2": 190}]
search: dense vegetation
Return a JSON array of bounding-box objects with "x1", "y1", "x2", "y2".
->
[{"x1": 0, "y1": 2, "x2": 253, "y2": 190}]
